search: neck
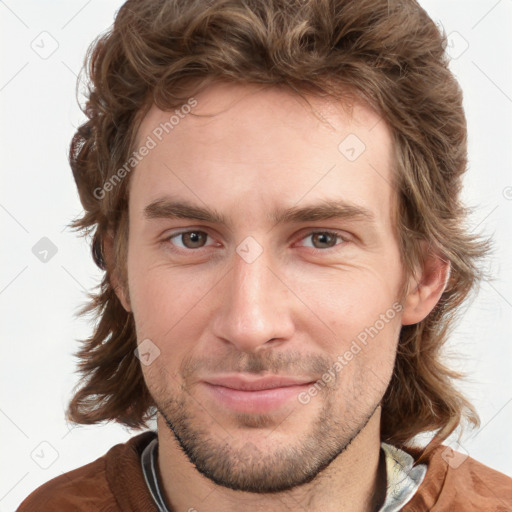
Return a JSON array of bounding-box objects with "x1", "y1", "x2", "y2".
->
[{"x1": 156, "y1": 407, "x2": 387, "y2": 512}]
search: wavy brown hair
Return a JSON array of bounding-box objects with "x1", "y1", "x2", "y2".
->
[{"x1": 65, "y1": 0, "x2": 492, "y2": 456}]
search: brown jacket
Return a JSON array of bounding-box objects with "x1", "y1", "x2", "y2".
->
[{"x1": 17, "y1": 431, "x2": 512, "y2": 511}]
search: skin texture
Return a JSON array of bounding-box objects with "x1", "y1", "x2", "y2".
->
[{"x1": 107, "y1": 81, "x2": 449, "y2": 512}]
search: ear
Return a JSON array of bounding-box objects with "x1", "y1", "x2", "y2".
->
[
  {"x1": 401, "y1": 241, "x2": 450, "y2": 326},
  {"x1": 102, "y1": 230, "x2": 132, "y2": 313}
]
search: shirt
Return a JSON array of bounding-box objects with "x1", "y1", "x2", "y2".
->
[{"x1": 17, "y1": 430, "x2": 512, "y2": 511}]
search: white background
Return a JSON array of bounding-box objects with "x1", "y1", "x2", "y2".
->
[{"x1": 1, "y1": 1, "x2": 511, "y2": 510}]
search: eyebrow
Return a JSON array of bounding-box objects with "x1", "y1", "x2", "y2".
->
[{"x1": 143, "y1": 197, "x2": 376, "y2": 227}]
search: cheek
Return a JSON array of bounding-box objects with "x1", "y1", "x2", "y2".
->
[
  {"x1": 291, "y1": 267, "x2": 403, "y2": 389},
  {"x1": 127, "y1": 258, "x2": 220, "y2": 350},
  {"x1": 292, "y1": 263, "x2": 403, "y2": 336}
]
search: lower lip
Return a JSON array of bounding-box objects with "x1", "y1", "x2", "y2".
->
[{"x1": 202, "y1": 383, "x2": 312, "y2": 413}]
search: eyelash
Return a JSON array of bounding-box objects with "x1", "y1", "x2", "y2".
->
[{"x1": 162, "y1": 229, "x2": 349, "y2": 254}]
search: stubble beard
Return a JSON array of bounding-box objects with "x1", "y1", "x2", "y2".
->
[{"x1": 153, "y1": 382, "x2": 380, "y2": 494}]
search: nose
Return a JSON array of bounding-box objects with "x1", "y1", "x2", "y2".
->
[{"x1": 211, "y1": 244, "x2": 295, "y2": 353}]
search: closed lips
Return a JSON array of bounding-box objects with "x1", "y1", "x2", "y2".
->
[{"x1": 203, "y1": 375, "x2": 315, "y2": 391}]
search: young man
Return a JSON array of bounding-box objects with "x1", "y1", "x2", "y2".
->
[{"x1": 17, "y1": 0, "x2": 512, "y2": 510}]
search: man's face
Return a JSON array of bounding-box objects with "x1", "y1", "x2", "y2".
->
[{"x1": 121, "y1": 81, "x2": 409, "y2": 492}]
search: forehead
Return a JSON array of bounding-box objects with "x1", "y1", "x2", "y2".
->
[
  {"x1": 137, "y1": 81, "x2": 386, "y2": 151},
  {"x1": 130, "y1": 81, "x2": 396, "y2": 232}
]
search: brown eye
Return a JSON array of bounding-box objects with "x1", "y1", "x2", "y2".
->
[
  {"x1": 168, "y1": 231, "x2": 210, "y2": 249},
  {"x1": 309, "y1": 232, "x2": 340, "y2": 249},
  {"x1": 181, "y1": 231, "x2": 208, "y2": 248}
]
